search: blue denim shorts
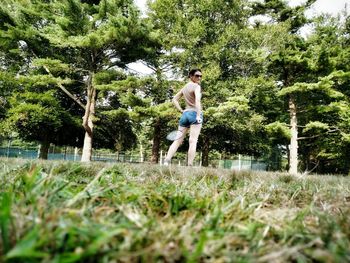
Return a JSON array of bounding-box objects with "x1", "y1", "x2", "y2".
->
[{"x1": 179, "y1": 111, "x2": 203, "y2": 128}]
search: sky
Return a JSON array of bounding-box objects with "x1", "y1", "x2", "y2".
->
[
  {"x1": 129, "y1": 0, "x2": 349, "y2": 75},
  {"x1": 289, "y1": 0, "x2": 349, "y2": 16}
]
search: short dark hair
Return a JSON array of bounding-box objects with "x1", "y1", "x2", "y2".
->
[{"x1": 188, "y1": 69, "x2": 202, "y2": 77}]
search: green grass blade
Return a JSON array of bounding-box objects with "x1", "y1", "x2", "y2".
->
[
  {"x1": 0, "y1": 192, "x2": 12, "y2": 253},
  {"x1": 5, "y1": 227, "x2": 49, "y2": 259}
]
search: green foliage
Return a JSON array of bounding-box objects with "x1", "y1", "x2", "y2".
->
[
  {"x1": 148, "y1": 0, "x2": 275, "y2": 161},
  {"x1": 0, "y1": 0, "x2": 350, "y2": 172},
  {"x1": 266, "y1": 121, "x2": 291, "y2": 140},
  {"x1": 5, "y1": 89, "x2": 81, "y2": 147},
  {"x1": 0, "y1": 71, "x2": 18, "y2": 123},
  {"x1": 0, "y1": 192, "x2": 12, "y2": 254},
  {"x1": 251, "y1": 0, "x2": 316, "y2": 33},
  {"x1": 278, "y1": 78, "x2": 344, "y2": 99},
  {"x1": 0, "y1": 0, "x2": 155, "y2": 159},
  {"x1": 303, "y1": 121, "x2": 329, "y2": 133},
  {"x1": 32, "y1": 59, "x2": 71, "y2": 75},
  {"x1": 8, "y1": 92, "x2": 62, "y2": 136},
  {"x1": 94, "y1": 109, "x2": 137, "y2": 151},
  {"x1": 248, "y1": 0, "x2": 350, "y2": 173}
]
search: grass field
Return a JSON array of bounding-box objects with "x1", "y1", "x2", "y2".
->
[{"x1": 0, "y1": 158, "x2": 350, "y2": 262}]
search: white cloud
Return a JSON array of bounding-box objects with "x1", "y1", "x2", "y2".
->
[
  {"x1": 308, "y1": 0, "x2": 348, "y2": 17},
  {"x1": 127, "y1": 61, "x2": 154, "y2": 76},
  {"x1": 287, "y1": 0, "x2": 348, "y2": 16},
  {"x1": 134, "y1": 0, "x2": 148, "y2": 15}
]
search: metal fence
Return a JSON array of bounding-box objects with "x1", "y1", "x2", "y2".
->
[
  {"x1": 217, "y1": 157, "x2": 267, "y2": 171},
  {"x1": 0, "y1": 147, "x2": 267, "y2": 171},
  {"x1": 0, "y1": 147, "x2": 145, "y2": 163}
]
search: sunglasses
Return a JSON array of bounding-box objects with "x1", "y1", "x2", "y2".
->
[{"x1": 194, "y1": 74, "x2": 202, "y2": 78}]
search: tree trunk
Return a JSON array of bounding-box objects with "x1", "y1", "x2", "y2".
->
[
  {"x1": 343, "y1": 147, "x2": 350, "y2": 175},
  {"x1": 81, "y1": 117, "x2": 94, "y2": 162},
  {"x1": 38, "y1": 140, "x2": 50, "y2": 160},
  {"x1": 139, "y1": 143, "x2": 144, "y2": 162},
  {"x1": 201, "y1": 136, "x2": 210, "y2": 167},
  {"x1": 151, "y1": 119, "x2": 162, "y2": 163},
  {"x1": 286, "y1": 143, "x2": 290, "y2": 171},
  {"x1": 81, "y1": 74, "x2": 96, "y2": 162},
  {"x1": 289, "y1": 96, "x2": 298, "y2": 175}
]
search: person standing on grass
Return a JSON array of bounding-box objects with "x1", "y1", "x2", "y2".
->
[{"x1": 164, "y1": 69, "x2": 203, "y2": 166}]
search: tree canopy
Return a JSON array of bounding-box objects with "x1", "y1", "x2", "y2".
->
[{"x1": 0, "y1": 0, "x2": 349, "y2": 174}]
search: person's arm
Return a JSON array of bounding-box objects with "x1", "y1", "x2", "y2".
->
[
  {"x1": 172, "y1": 89, "x2": 184, "y2": 113},
  {"x1": 194, "y1": 85, "x2": 202, "y2": 122}
]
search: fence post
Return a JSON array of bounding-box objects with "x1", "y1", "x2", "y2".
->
[
  {"x1": 74, "y1": 147, "x2": 78, "y2": 161},
  {"x1": 140, "y1": 144, "x2": 144, "y2": 163},
  {"x1": 6, "y1": 139, "x2": 11, "y2": 158},
  {"x1": 238, "y1": 154, "x2": 241, "y2": 171},
  {"x1": 37, "y1": 145, "x2": 40, "y2": 159},
  {"x1": 64, "y1": 146, "x2": 67, "y2": 160},
  {"x1": 159, "y1": 150, "x2": 163, "y2": 165}
]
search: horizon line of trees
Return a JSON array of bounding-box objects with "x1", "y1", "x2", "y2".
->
[{"x1": 0, "y1": 0, "x2": 349, "y2": 175}]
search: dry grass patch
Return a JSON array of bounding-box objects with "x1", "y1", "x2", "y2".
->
[{"x1": 0, "y1": 158, "x2": 349, "y2": 262}]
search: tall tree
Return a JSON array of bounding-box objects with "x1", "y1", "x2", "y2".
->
[
  {"x1": 290, "y1": 14, "x2": 350, "y2": 174},
  {"x1": 251, "y1": 0, "x2": 317, "y2": 174},
  {"x1": 253, "y1": 1, "x2": 350, "y2": 174},
  {"x1": 148, "y1": 0, "x2": 271, "y2": 166},
  {"x1": 92, "y1": 70, "x2": 140, "y2": 153},
  {"x1": 7, "y1": 89, "x2": 83, "y2": 159},
  {"x1": 0, "y1": 1, "x2": 84, "y2": 158},
  {"x1": 97, "y1": 72, "x2": 178, "y2": 163},
  {"x1": 1, "y1": 0, "x2": 151, "y2": 161}
]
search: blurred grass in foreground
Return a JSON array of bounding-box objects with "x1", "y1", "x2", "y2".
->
[{"x1": 0, "y1": 158, "x2": 349, "y2": 262}]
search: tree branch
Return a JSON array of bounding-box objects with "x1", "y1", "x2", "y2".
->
[
  {"x1": 30, "y1": 50, "x2": 86, "y2": 110},
  {"x1": 82, "y1": 73, "x2": 93, "y2": 136},
  {"x1": 140, "y1": 61, "x2": 157, "y2": 72},
  {"x1": 302, "y1": 160, "x2": 320, "y2": 175},
  {"x1": 297, "y1": 128, "x2": 339, "y2": 140}
]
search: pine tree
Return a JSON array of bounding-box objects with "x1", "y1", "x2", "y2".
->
[
  {"x1": 1, "y1": 0, "x2": 152, "y2": 161},
  {"x1": 251, "y1": 0, "x2": 317, "y2": 174},
  {"x1": 148, "y1": 0, "x2": 270, "y2": 166},
  {"x1": 255, "y1": 1, "x2": 350, "y2": 174}
]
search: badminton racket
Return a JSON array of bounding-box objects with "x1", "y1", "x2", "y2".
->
[
  {"x1": 166, "y1": 117, "x2": 202, "y2": 141},
  {"x1": 166, "y1": 130, "x2": 185, "y2": 141}
]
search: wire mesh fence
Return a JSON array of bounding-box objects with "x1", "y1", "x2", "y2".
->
[{"x1": 0, "y1": 147, "x2": 269, "y2": 171}]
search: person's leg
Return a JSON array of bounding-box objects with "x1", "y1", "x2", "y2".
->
[
  {"x1": 164, "y1": 126, "x2": 188, "y2": 164},
  {"x1": 187, "y1": 123, "x2": 202, "y2": 166}
]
